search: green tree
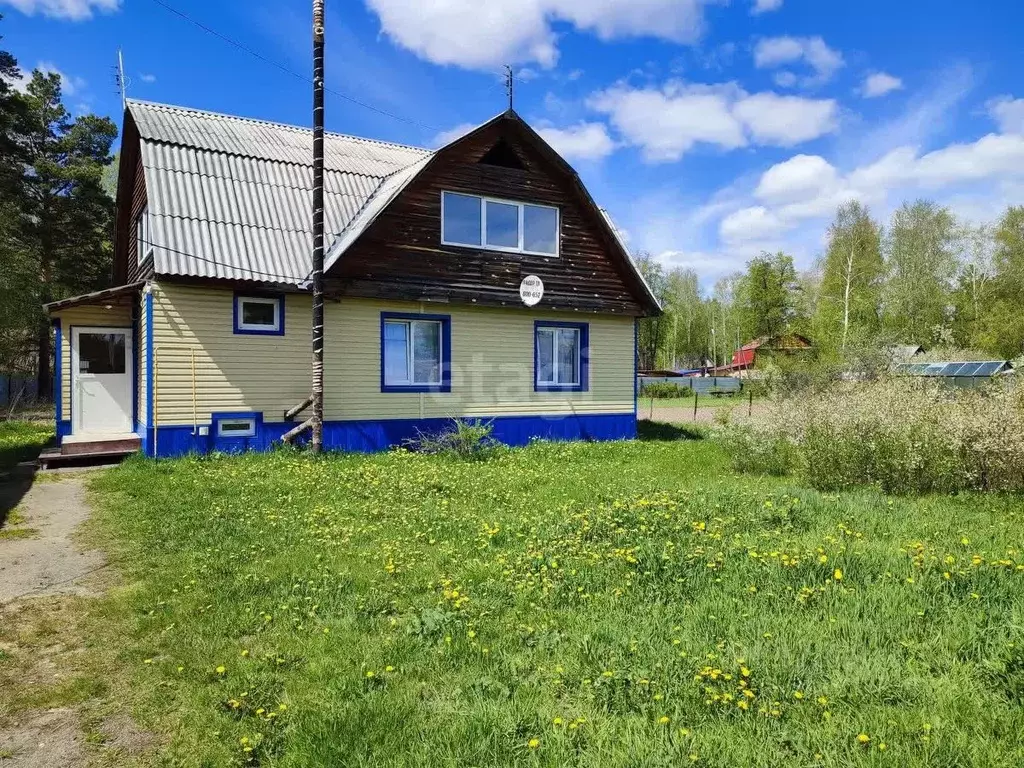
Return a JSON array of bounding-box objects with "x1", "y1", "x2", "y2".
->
[
  {"x1": 736, "y1": 251, "x2": 801, "y2": 342},
  {"x1": 882, "y1": 200, "x2": 958, "y2": 345},
  {"x1": 633, "y1": 252, "x2": 669, "y2": 370},
  {"x1": 951, "y1": 221, "x2": 996, "y2": 350},
  {"x1": 972, "y1": 206, "x2": 1024, "y2": 358},
  {"x1": 814, "y1": 201, "x2": 884, "y2": 352},
  {"x1": 5, "y1": 67, "x2": 118, "y2": 397}
]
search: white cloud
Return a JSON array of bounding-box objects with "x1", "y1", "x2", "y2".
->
[
  {"x1": 755, "y1": 154, "x2": 839, "y2": 205},
  {"x1": 751, "y1": 0, "x2": 783, "y2": 14},
  {"x1": 7, "y1": 61, "x2": 86, "y2": 96},
  {"x1": 431, "y1": 122, "x2": 478, "y2": 147},
  {"x1": 753, "y1": 35, "x2": 844, "y2": 87},
  {"x1": 0, "y1": 0, "x2": 119, "y2": 20},
  {"x1": 723, "y1": 130, "x2": 1024, "y2": 244},
  {"x1": 720, "y1": 205, "x2": 787, "y2": 243},
  {"x1": 589, "y1": 80, "x2": 837, "y2": 161},
  {"x1": 988, "y1": 96, "x2": 1024, "y2": 135},
  {"x1": 365, "y1": 0, "x2": 718, "y2": 70},
  {"x1": 733, "y1": 92, "x2": 838, "y2": 146},
  {"x1": 859, "y1": 72, "x2": 903, "y2": 98},
  {"x1": 589, "y1": 82, "x2": 745, "y2": 161},
  {"x1": 139, "y1": 73, "x2": 157, "y2": 84},
  {"x1": 537, "y1": 121, "x2": 616, "y2": 161}
]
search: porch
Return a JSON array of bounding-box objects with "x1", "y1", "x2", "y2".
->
[{"x1": 43, "y1": 282, "x2": 146, "y2": 465}]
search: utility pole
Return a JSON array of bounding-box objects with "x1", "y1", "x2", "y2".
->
[{"x1": 311, "y1": 0, "x2": 326, "y2": 453}]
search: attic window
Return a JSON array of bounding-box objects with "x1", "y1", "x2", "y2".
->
[{"x1": 478, "y1": 139, "x2": 525, "y2": 170}]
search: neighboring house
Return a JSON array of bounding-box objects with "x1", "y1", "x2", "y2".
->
[
  {"x1": 730, "y1": 334, "x2": 813, "y2": 370},
  {"x1": 44, "y1": 100, "x2": 661, "y2": 459}
]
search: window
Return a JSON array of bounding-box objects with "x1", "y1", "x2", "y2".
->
[
  {"x1": 217, "y1": 418, "x2": 256, "y2": 438},
  {"x1": 135, "y1": 205, "x2": 152, "y2": 265},
  {"x1": 77, "y1": 332, "x2": 127, "y2": 375},
  {"x1": 233, "y1": 294, "x2": 284, "y2": 335},
  {"x1": 441, "y1": 191, "x2": 559, "y2": 256},
  {"x1": 381, "y1": 312, "x2": 451, "y2": 393},
  {"x1": 535, "y1": 322, "x2": 589, "y2": 392}
]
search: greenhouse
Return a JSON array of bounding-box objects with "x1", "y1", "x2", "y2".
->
[{"x1": 893, "y1": 360, "x2": 1013, "y2": 388}]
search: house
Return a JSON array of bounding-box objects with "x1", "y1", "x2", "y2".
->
[
  {"x1": 731, "y1": 334, "x2": 813, "y2": 370},
  {"x1": 43, "y1": 100, "x2": 661, "y2": 459}
]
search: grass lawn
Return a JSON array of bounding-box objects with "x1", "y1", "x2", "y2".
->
[
  {"x1": 0, "y1": 419, "x2": 53, "y2": 471},
  {"x1": 73, "y1": 431, "x2": 1024, "y2": 767}
]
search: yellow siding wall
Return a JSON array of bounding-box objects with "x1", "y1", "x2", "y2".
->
[
  {"x1": 150, "y1": 282, "x2": 310, "y2": 426},
  {"x1": 150, "y1": 282, "x2": 635, "y2": 425},
  {"x1": 53, "y1": 304, "x2": 133, "y2": 422}
]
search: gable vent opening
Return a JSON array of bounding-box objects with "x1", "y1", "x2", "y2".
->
[{"x1": 478, "y1": 139, "x2": 526, "y2": 170}]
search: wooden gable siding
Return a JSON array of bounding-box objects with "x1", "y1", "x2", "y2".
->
[
  {"x1": 327, "y1": 117, "x2": 648, "y2": 316},
  {"x1": 113, "y1": 116, "x2": 154, "y2": 285}
]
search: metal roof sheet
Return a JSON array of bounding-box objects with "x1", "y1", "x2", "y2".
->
[{"x1": 129, "y1": 100, "x2": 432, "y2": 285}]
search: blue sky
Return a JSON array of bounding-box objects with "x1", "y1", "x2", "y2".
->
[{"x1": 4, "y1": 0, "x2": 1024, "y2": 287}]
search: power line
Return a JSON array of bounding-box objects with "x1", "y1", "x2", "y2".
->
[
  {"x1": 146, "y1": 0, "x2": 439, "y2": 132},
  {"x1": 141, "y1": 236, "x2": 307, "y2": 285}
]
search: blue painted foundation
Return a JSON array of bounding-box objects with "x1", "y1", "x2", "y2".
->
[{"x1": 144, "y1": 412, "x2": 637, "y2": 458}]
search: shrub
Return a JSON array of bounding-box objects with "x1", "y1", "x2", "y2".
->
[
  {"x1": 639, "y1": 381, "x2": 692, "y2": 399},
  {"x1": 405, "y1": 418, "x2": 500, "y2": 459},
  {"x1": 723, "y1": 378, "x2": 1024, "y2": 494},
  {"x1": 720, "y1": 423, "x2": 799, "y2": 477}
]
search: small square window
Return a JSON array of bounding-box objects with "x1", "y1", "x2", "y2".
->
[
  {"x1": 535, "y1": 322, "x2": 588, "y2": 392},
  {"x1": 234, "y1": 295, "x2": 284, "y2": 335},
  {"x1": 218, "y1": 418, "x2": 256, "y2": 438}
]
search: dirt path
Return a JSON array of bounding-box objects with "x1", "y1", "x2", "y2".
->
[
  {"x1": 0, "y1": 475, "x2": 106, "y2": 605},
  {"x1": 638, "y1": 401, "x2": 769, "y2": 425},
  {"x1": 0, "y1": 474, "x2": 150, "y2": 767}
]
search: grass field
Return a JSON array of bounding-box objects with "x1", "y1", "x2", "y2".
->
[
  {"x1": 69, "y1": 431, "x2": 1024, "y2": 767},
  {"x1": 0, "y1": 419, "x2": 52, "y2": 471}
]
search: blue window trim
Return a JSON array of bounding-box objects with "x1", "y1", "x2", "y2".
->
[
  {"x1": 379, "y1": 312, "x2": 452, "y2": 393},
  {"x1": 233, "y1": 292, "x2": 285, "y2": 336},
  {"x1": 212, "y1": 411, "x2": 264, "y2": 437},
  {"x1": 534, "y1": 320, "x2": 590, "y2": 392}
]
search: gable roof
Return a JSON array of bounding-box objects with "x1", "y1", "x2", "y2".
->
[
  {"x1": 126, "y1": 100, "x2": 660, "y2": 313},
  {"x1": 127, "y1": 99, "x2": 430, "y2": 286}
]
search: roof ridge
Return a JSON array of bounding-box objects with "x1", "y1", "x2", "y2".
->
[{"x1": 127, "y1": 98, "x2": 434, "y2": 156}]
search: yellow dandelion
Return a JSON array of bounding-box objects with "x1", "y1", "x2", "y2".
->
[
  {"x1": 857, "y1": 733, "x2": 870, "y2": 744},
  {"x1": 833, "y1": 568, "x2": 843, "y2": 581},
  {"x1": 527, "y1": 738, "x2": 540, "y2": 749}
]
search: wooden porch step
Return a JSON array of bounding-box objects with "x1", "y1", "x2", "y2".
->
[
  {"x1": 62, "y1": 437, "x2": 141, "y2": 456},
  {"x1": 39, "y1": 445, "x2": 138, "y2": 470}
]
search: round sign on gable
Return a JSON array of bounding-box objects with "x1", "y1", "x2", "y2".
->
[{"x1": 520, "y1": 275, "x2": 544, "y2": 307}]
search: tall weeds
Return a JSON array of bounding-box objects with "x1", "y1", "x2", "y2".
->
[{"x1": 724, "y1": 378, "x2": 1024, "y2": 494}]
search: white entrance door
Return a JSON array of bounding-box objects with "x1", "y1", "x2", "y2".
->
[{"x1": 71, "y1": 326, "x2": 133, "y2": 436}]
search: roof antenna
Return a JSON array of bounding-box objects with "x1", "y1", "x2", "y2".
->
[
  {"x1": 116, "y1": 48, "x2": 129, "y2": 110},
  {"x1": 504, "y1": 64, "x2": 513, "y2": 111}
]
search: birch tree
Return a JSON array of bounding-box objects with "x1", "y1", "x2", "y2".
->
[{"x1": 814, "y1": 201, "x2": 883, "y2": 353}]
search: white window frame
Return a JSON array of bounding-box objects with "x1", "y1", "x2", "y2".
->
[
  {"x1": 383, "y1": 318, "x2": 443, "y2": 387},
  {"x1": 537, "y1": 326, "x2": 581, "y2": 386},
  {"x1": 217, "y1": 418, "x2": 257, "y2": 438},
  {"x1": 236, "y1": 296, "x2": 281, "y2": 333},
  {"x1": 136, "y1": 204, "x2": 152, "y2": 265},
  {"x1": 441, "y1": 191, "x2": 559, "y2": 257}
]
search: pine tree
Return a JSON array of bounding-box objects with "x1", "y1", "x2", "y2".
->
[{"x1": 4, "y1": 68, "x2": 117, "y2": 397}]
